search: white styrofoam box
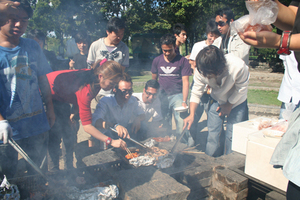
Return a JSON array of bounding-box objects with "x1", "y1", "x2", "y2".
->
[
  {"x1": 245, "y1": 131, "x2": 288, "y2": 191},
  {"x1": 232, "y1": 118, "x2": 263, "y2": 155}
]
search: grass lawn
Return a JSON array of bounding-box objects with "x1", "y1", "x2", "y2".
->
[{"x1": 131, "y1": 74, "x2": 281, "y2": 106}]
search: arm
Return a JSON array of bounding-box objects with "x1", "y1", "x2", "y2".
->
[
  {"x1": 94, "y1": 118, "x2": 129, "y2": 139},
  {"x1": 83, "y1": 124, "x2": 126, "y2": 149},
  {"x1": 273, "y1": 1, "x2": 298, "y2": 31},
  {"x1": 38, "y1": 75, "x2": 55, "y2": 127},
  {"x1": 152, "y1": 73, "x2": 158, "y2": 81},
  {"x1": 0, "y1": 1, "x2": 19, "y2": 26},
  {"x1": 183, "y1": 102, "x2": 199, "y2": 130},
  {"x1": 182, "y1": 75, "x2": 189, "y2": 108}
]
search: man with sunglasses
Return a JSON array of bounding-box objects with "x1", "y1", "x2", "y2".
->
[
  {"x1": 213, "y1": 7, "x2": 250, "y2": 65},
  {"x1": 132, "y1": 80, "x2": 163, "y2": 133},
  {"x1": 93, "y1": 73, "x2": 146, "y2": 147}
]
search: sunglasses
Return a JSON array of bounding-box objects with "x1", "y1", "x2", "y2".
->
[
  {"x1": 145, "y1": 91, "x2": 157, "y2": 97},
  {"x1": 216, "y1": 21, "x2": 227, "y2": 27},
  {"x1": 117, "y1": 88, "x2": 133, "y2": 96}
]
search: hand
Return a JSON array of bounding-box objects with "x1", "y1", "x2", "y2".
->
[
  {"x1": 183, "y1": 115, "x2": 194, "y2": 130},
  {"x1": 238, "y1": 31, "x2": 281, "y2": 49},
  {"x1": 131, "y1": 118, "x2": 141, "y2": 134},
  {"x1": 216, "y1": 102, "x2": 233, "y2": 116},
  {"x1": 111, "y1": 139, "x2": 127, "y2": 150},
  {"x1": 182, "y1": 101, "x2": 188, "y2": 108},
  {"x1": 115, "y1": 125, "x2": 129, "y2": 139},
  {"x1": 0, "y1": 120, "x2": 13, "y2": 144},
  {"x1": 69, "y1": 59, "x2": 75, "y2": 70},
  {"x1": 0, "y1": 1, "x2": 20, "y2": 26},
  {"x1": 70, "y1": 113, "x2": 76, "y2": 123}
]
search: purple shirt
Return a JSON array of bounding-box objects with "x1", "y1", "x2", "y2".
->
[{"x1": 151, "y1": 54, "x2": 192, "y2": 96}]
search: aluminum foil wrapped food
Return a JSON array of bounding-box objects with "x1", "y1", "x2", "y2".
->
[
  {"x1": 66, "y1": 184, "x2": 119, "y2": 200},
  {"x1": 0, "y1": 175, "x2": 20, "y2": 200},
  {"x1": 156, "y1": 154, "x2": 175, "y2": 169},
  {"x1": 144, "y1": 139, "x2": 157, "y2": 148},
  {"x1": 129, "y1": 156, "x2": 155, "y2": 167}
]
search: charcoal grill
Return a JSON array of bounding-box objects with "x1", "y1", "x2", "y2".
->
[{"x1": 8, "y1": 160, "x2": 126, "y2": 199}]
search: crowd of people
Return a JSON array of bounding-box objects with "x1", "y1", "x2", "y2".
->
[{"x1": 0, "y1": 0, "x2": 300, "y2": 198}]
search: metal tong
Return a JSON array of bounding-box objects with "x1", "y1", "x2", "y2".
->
[
  {"x1": 8, "y1": 137, "x2": 48, "y2": 181},
  {"x1": 170, "y1": 123, "x2": 189, "y2": 154},
  {"x1": 110, "y1": 127, "x2": 153, "y2": 152}
]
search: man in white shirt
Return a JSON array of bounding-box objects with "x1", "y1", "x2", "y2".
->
[
  {"x1": 132, "y1": 80, "x2": 163, "y2": 131},
  {"x1": 93, "y1": 73, "x2": 146, "y2": 143},
  {"x1": 183, "y1": 46, "x2": 249, "y2": 157}
]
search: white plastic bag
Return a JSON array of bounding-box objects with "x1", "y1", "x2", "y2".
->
[{"x1": 231, "y1": 0, "x2": 278, "y2": 34}]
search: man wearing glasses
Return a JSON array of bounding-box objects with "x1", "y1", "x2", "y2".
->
[
  {"x1": 213, "y1": 7, "x2": 250, "y2": 65},
  {"x1": 93, "y1": 73, "x2": 146, "y2": 147},
  {"x1": 132, "y1": 80, "x2": 163, "y2": 133}
]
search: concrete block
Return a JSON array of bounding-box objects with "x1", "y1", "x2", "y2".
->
[
  {"x1": 82, "y1": 149, "x2": 120, "y2": 166},
  {"x1": 265, "y1": 191, "x2": 286, "y2": 200},
  {"x1": 245, "y1": 131, "x2": 288, "y2": 191},
  {"x1": 114, "y1": 167, "x2": 190, "y2": 200},
  {"x1": 213, "y1": 166, "x2": 248, "y2": 193}
]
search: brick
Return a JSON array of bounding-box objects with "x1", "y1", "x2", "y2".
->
[
  {"x1": 265, "y1": 191, "x2": 286, "y2": 200},
  {"x1": 114, "y1": 166, "x2": 190, "y2": 200},
  {"x1": 213, "y1": 166, "x2": 248, "y2": 193}
]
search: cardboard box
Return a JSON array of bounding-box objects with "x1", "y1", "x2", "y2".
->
[{"x1": 244, "y1": 131, "x2": 288, "y2": 191}]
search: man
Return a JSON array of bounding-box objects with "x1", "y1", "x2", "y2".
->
[
  {"x1": 69, "y1": 31, "x2": 90, "y2": 70},
  {"x1": 151, "y1": 34, "x2": 192, "y2": 138},
  {"x1": 213, "y1": 7, "x2": 250, "y2": 65},
  {"x1": 188, "y1": 18, "x2": 220, "y2": 146},
  {"x1": 0, "y1": 0, "x2": 55, "y2": 178},
  {"x1": 132, "y1": 80, "x2": 163, "y2": 130},
  {"x1": 93, "y1": 73, "x2": 146, "y2": 144},
  {"x1": 173, "y1": 23, "x2": 187, "y2": 55},
  {"x1": 87, "y1": 17, "x2": 129, "y2": 69},
  {"x1": 183, "y1": 45, "x2": 249, "y2": 157},
  {"x1": 88, "y1": 17, "x2": 129, "y2": 100}
]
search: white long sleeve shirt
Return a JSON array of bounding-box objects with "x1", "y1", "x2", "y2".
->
[{"x1": 190, "y1": 54, "x2": 249, "y2": 108}]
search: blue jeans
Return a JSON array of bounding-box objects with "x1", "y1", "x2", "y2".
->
[
  {"x1": 206, "y1": 99, "x2": 248, "y2": 157},
  {"x1": 167, "y1": 93, "x2": 185, "y2": 135}
]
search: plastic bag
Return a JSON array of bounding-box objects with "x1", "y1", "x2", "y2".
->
[{"x1": 231, "y1": 0, "x2": 278, "y2": 34}]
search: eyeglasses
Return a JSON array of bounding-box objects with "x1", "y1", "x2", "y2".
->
[
  {"x1": 216, "y1": 21, "x2": 227, "y2": 27},
  {"x1": 117, "y1": 88, "x2": 133, "y2": 96},
  {"x1": 145, "y1": 91, "x2": 157, "y2": 97}
]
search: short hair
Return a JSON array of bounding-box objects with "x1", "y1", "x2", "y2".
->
[
  {"x1": 107, "y1": 17, "x2": 125, "y2": 33},
  {"x1": 173, "y1": 23, "x2": 186, "y2": 36},
  {"x1": 116, "y1": 73, "x2": 132, "y2": 89},
  {"x1": 27, "y1": 29, "x2": 46, "y2": 42},
  {"x1": 74, "y1": 31, "x2": 90, "y2": 45},
  {"x1": 145, "y1": 80, "x2": 160, "y2": 90},
  {"x1": 215, "y1": 7, "x2": 235, "y2": 22},
  {"x1": 206, "y1": 18, "x2": 221, "y2": 36},
  {"x1": 16, "y1": 0, "x2": 33, "y2": 18},
  {"x1": 160, "y1": 34, "x2": 176, "y2": 47},
  {"x1": 196, "y1": 45, "x2": 227, "y2": 77}
]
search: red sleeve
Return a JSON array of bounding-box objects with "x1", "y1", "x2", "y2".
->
[{"x1": 76, "y1": 85, "x2": 97, "y2": 125}]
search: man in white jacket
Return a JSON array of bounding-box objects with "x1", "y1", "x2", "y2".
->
[
  {"x1": 183, "y1": 46, "x2": 249, "y2": 157},
  {"x1": 213, "y1": 7, "x2": 250, "y2": 65}
]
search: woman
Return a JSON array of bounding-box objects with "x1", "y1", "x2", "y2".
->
[{"x1": 46, "y1": 59, "x2": 127, "y2": 171}]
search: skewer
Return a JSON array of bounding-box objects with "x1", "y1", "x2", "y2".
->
[
  {"x1": 181, "y1": 150, "x2": 205, "y2": 154},
  {"x1": 125, "y1": 147, "x2": 133, "y2": 157}
]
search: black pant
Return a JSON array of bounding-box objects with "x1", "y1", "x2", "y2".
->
[
  {"x1": 287, "y1": 181, "x2": 300, "y2": 200},
  {"x1": 48, "y1": 100, "x2": 77, "y2": 171}
]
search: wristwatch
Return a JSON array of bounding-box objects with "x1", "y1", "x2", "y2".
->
[
  {"x1": 277, "y1": 31, "x2": 291, "y2": 55},
  {"x1": 105, "y1": 137, "x2": 112, "y2": 146}
]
